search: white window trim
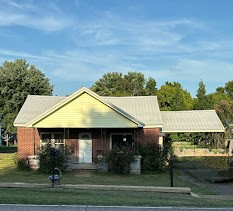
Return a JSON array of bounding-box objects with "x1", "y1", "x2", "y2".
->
[
  {"x1": 40, "y1": 132, "x2": 65, "y2": 149},
  {"x1": 110, "y1": 133, "x2": 133, "y2": 149}
]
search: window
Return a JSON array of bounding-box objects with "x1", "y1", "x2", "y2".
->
[
  {"x1": 41, "y1": 132, "x2": 65, "y2": 149},
  {"x1": 111, "y1": 134, "x2": 133, "y2": 149}
]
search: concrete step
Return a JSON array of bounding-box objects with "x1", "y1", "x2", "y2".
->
[{"x1": 72, "y1": 163, "x2": 97, "y2": 170}]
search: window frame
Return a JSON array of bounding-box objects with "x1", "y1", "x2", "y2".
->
[
  {"x1": 110, "y1": 133, "x2": 133, "y2": 149},
  {"x1": 40, "y1": 132, "x2": 65, "y2": 149}
]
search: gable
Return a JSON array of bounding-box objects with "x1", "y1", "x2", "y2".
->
[{"x1": 31, "y1": 92, "x2": 138, "y2": 128}]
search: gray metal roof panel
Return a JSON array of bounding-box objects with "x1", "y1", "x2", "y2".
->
[
  {"x1": 103, "y1": 96, "x2": 163, "y2": 127},
  {"x1": 14, "y1": 94, "x2": 162, "y2": 127},
  {"x1": 14, "y1": 95, "x2": 65, "y2": 125},
  {"x1": 161, "y1": 110, "x2": 225, "y2": 132}
]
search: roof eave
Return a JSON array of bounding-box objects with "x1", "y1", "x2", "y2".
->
[
  {"x1": 162, "y1": 129, "x2": 225, "y2": 133},
  {"x1": 144, "y1": 124, "x2": 163, "y2": 129},
  {"x1": 13, "y1": 123, "x2": 26, "y2": 127}
]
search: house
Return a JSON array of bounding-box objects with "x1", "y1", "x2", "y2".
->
[{"x1": 13, "y1": 87, "x2": 225, "y2": 168}]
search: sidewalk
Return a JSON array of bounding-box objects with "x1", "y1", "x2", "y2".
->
[{"x1": 0, "y1": 182, "x2": 192, "y2": 194}]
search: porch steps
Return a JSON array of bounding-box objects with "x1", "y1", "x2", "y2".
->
[{"x1": 72, "y1": 163, "x2": 97, "y2": 170}]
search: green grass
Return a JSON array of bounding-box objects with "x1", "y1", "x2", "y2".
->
[
  {"x1": 0, "y1": 153, "x2": 213, "y2": 195},
  {"x1": 0, "y1": 152, "x2": 228, "y2": 207},
  {"x1": 0, "y1": 187, "x2": 232, "y2": 207}
]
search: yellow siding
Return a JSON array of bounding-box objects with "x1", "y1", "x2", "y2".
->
[{"x1": 33, "y1": 93, "x2": 137, "y2": 128}]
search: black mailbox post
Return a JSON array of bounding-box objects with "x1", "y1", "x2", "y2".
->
[
  {"x1": 50, "y1": 148, "x2": 58, "y2": 188},
  {"x1": 169, "y1": 156, "x2": 174, "y2": 187}
]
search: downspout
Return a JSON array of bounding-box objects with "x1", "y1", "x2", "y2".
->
[
  {"x1": 33, "y1": 127, "x2": 36, "y2": 155},
  {"x1": 101, "y1": 128, "x2": 102, "y2": 153},
  {"x1": 134, "y1": 128, "x2": 138, "y2": 155}
]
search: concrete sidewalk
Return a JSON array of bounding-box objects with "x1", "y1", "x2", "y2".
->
[{"x1": 0, "y1": 182, "x2": 192, "y2": 194}]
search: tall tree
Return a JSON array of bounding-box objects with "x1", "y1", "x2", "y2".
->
[
  {"x1": 157, "y1": 82, "x2": 193, "y2": 111},
  {"x1": 90, "y1": 72, "x2": 123, "y2": 96},
  {"x1": 225, "y1": 80, "x2": 233, "y2": 99},
  {"x1": 145, "y1": 77, "x2": 157, "y2": 95},
  {"x1": 193, "y1": 80, "x2": 210, "y2": 110},
  {"x1": 90, "y1": 71, "x2": 157, "y2": 96},
  {"x1": 0, "y1": 59, "x2": 53, "y2": 133},
  {"x1": 214, "y1": 100, "x2": 233, "y2": 126},
  {"x1": 123, "y1": 71, "x2": 146, "y2": 96},
  {"x1": 216, "y1": 86, "x2": 225, "y2": 94}
]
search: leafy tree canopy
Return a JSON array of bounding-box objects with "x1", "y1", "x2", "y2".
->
[
  {"x1": 157, "y1": 82, "x2": 193, "y2": 111},
  {"x1": 214, "y1": 99, "x2": 233, "y2": 126},
  {"x1": 0, "y1": 59, "x2": 53, "y2": 133},
  {"x1": 225, "y1": 80, "x2": 233, "y2": 99},
  {"x1": 90, "y1": 71, "x2": 157, "y2": 96}
]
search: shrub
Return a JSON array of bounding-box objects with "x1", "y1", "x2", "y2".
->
[
  {"x1": 107, "y1": 147, "x2": 135, "y2": 174},
  {"x1": 137, "y1": 143, "x2": 167, "y2": 173},
  {"x1": 38, "y1": 145, "x2": 68, "y2": 173},
  {"x1": 17, "y1": 158, "x2": 31, "y2": 171}
]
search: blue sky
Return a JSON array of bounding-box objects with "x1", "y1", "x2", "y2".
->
[{"x1": 0, "y1": 0, "x2": 233, "y2": 96}]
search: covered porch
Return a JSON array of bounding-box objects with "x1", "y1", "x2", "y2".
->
[{"x1": 37, "y1": 127, "x2": 140, "y2": 170}]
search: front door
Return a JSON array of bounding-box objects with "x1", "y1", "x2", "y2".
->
[{"x1": 79, "y1": 133, "x2": 92, "y2": 163}]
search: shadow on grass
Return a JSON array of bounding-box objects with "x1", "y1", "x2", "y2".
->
[{"x1": 0, "y1": 153, "x2": 218, "y2": 195}]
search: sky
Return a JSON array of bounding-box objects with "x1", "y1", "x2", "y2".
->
[{"x1": 0, "y1": 0, "x2": 233, "y2": 97}]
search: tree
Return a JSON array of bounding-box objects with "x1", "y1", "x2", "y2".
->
[
  {"x1": 214, "y1": 100, "x2": 233, "y2": 126},
  {"x1": 216, "y1": 86, "x2": 225, "y2": 94},
  {"x1": 90, "y1": 72, "x2": 124, "y2": 96},
  {"x1": 225, "y1": 80, "x2": 233, "y2": 99},
  {"x1": 0, "y1": 59, "x2": 53, "y2": 133},
  {"x1": 207, "y1": 91, "x2": 229, "y2": 109},
  {"x1": 123, "y1": 71, "x2": 146, "y2": 96},
  {"x1": 91, "y1": 71, "x2": 157, "y2": 96},
  {"x1": 145, "y1": 77, "x2": 157, "y2": 95},
  {"x1": 172, "y1": 87, "x2": 185, "y2": 111},
  {"x1": 157, "y1": 82, "x2": 193, "y2": 111},
  {"x1": 193, "y1": 80, "x2": 210, "y2": 110}
]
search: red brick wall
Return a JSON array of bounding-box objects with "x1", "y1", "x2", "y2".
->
[
  {"x1": 17, "y1": 127, "x2": 40, "y2": 159},
  {"x1": 17, "y1": 127, "x2": 160, "y2": 160},
  {"x1": 136, "y1": 128, "x2": 160, "y2": 145}
]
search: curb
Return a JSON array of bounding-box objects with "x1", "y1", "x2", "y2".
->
[{"x1": 63, "y1": 184, "x2": 191, "y2": 194}]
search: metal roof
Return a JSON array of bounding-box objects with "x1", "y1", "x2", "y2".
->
[
  {"x1": 161, "y1": 110, "x2": 225, "y2": 133},
  {"x1": 14, "y1": 88, "x2": 161, "y2": 127},
  {"x1": 104, "y1": 96, "x2": 163, "y2": 127},
  {"x1": 14, "y1": 87, "x2": 225, "y2": 132},
  {"x1": 13, "y1": 95, "x2": 65, "y2": 126}
]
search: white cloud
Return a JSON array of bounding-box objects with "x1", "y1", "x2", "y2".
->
[
  {"x1": 0, "y1": 49, "x2": 50, "y2": 61},
  {"x1": 74, "y1": 16, "x2": 202, "y2": 49},
  {"x1": 0, "y1": 0, "x2": 73, "y2": 32}
]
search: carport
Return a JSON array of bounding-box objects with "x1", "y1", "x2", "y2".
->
[
  {"x1": 160, "y1": 110, "x2": 227, "y2": 155},
  {"x1": 161, "y1": 110, "x2": 225, "y2": 133}
]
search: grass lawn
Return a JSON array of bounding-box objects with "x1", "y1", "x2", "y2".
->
[
  {"x1": 0, "y1": 153, "x2": 211, "y2": 194},
  {"x1": 0, "y1": 188, "x2": 232, "y2": 207},
  {"x1": 0, "y1": 153, "x2": 232, "y2": 207}
]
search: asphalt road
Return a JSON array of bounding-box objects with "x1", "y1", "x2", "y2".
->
[{"x1": 1, "y1": 205, "x2": 233, "y2": 211}]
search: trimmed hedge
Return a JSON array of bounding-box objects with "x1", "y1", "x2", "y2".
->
[{"x1": 0, "y1": 146, "x2": 17, "y2": 153}]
